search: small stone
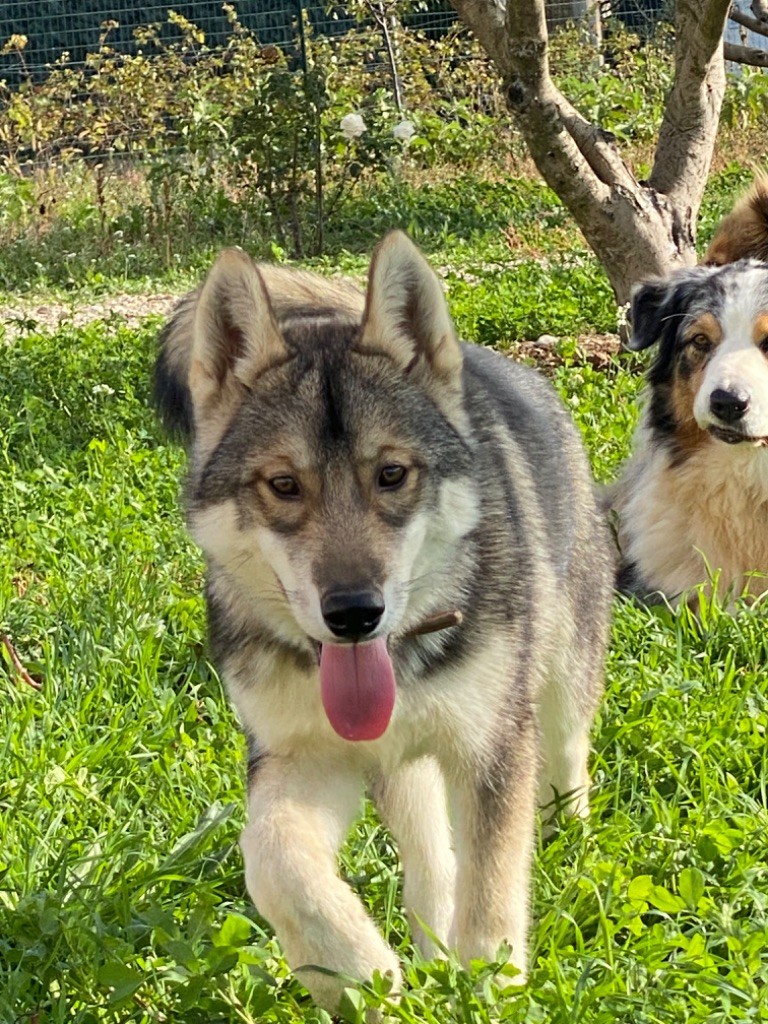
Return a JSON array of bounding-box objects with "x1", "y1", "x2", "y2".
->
[{"x1": 536, "y1": 334, "x2": 559, "y2": 347}]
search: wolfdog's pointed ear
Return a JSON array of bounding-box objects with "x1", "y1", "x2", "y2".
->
[
  {"x1": 190, "y1": 249, "x2": 290, "y2": 413},
  {"x1": 359, "y1": 231, "x2": 462, "y2": 382}
]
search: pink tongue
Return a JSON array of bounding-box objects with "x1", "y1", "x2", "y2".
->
[{"x1": 320, "y1": 638, "x2": 396, "y2": 741}]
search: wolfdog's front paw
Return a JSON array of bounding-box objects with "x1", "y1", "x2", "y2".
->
[{"x1": 288, "y1": 937, "x2": 402, "y2": 1018}]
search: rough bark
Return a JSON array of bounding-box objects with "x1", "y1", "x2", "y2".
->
[{"x1": 449, "y1": 0, "x2": 732, "y2": 305}]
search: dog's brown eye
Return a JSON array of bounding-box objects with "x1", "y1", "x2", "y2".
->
[
  {"x1": 689, "y1": 333, "x2": 712, "y2": 352},
  {"x1": 759, "y1": 336, "x2": 768, "y2": 356},
  {"x1": 378, "y1": 465, "x2": 407, "y2": 490},
  {"x1": 269, "y1": 475, "x2": 301, "y2": 499}
]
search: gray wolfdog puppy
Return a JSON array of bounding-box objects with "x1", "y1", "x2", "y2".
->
[{"x1": 154, "y1": 231, "x2": 613, "y2": 1012}]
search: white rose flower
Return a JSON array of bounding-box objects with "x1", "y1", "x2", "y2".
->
[
  {"x1": 339, "y1": 113, "x2": 366, "y2": 140},
  {"x1": 392, "y1": 119, "x2": 416, "y2": 143}
]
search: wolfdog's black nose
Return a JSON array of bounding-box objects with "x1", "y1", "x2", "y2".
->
[
  {"x1": 710, "y1": 388, "x2": 749, "y2": 424},
  {"x1": 322, "y1": 589, "x2": 385, "y2": 639}
]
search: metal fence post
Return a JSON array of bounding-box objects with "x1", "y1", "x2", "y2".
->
[{"x1": 296, "y1": 0, "x2": 324, "y2": 255}]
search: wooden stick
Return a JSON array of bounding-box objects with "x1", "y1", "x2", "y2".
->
[
  {"x1": 1, "y1": 634, "x2": 42, "y2": 690},
  {"x1": 404, "y1": 610, "x2": 463, "y2": 638}
]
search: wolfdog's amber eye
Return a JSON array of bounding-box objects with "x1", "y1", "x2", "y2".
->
[
  {"x1": 378, "y1": 465, "x2": 407, "y2": 490},
  {"x1": 269, "y1": 475, "x2": 301, "y2": 499}
]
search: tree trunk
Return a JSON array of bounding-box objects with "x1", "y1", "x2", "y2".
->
[{"x1": 450, "y1": 0, "x2": 731, "y2": 305}]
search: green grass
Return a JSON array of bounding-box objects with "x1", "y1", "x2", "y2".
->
[
  {"x1": 3, "y1": 173, "x2": 768, "y2": 1023},
  {"x1": 0, "y1": 165, "x2": 750, "y2": 307}
]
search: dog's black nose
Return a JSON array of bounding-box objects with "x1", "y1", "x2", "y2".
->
[
  {"x1": 709, "y1": 388, "x2": 749, "y2": 424},
  {"x1": 321, "y1": 589, "x2": 385, "y2": 640}
]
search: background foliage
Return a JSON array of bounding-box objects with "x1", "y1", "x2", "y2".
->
[
  {"x1": 2, "y1": 9, "x2": 768, "y2": 1024},
  {"x1": 0, "y1": 3, "x2": 766, "y2": 285}
]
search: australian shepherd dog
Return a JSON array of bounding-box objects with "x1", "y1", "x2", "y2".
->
[{"x1": 608, "y1": 177, "x2": 768, "y2": 604}]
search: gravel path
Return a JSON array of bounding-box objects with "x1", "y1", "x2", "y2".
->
[{"x1": 1, "y1": 292, "x2": 181, "y2": 338}]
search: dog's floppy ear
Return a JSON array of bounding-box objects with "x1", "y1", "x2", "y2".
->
[
  {"x1": 358, "y1": 231, "x2": 462, "y2": 383},
  {"x1": 189, "y1": 248, "x2": 290, "y2": 416},
  {"x1": 627, "y1": 267, "x2": 714, "y2": 352},
  {"x1": 625, "y1": 278, "x2": 674, "y2": 351}
]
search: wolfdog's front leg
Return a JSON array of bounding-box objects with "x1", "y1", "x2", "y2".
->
[
  {"x1": 241, "y1": 756, "x2": 401, "y2": 1012},
  {"x1": 448, "y1": 718, "x2": 538, "y2": 983},
  {"x1": 372, "y1": 757, "x2": 455, "y2": 956}
]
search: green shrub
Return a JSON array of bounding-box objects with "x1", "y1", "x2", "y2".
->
[{"x1": 0, "y1": 10, "x2": 764, "y2": 276}]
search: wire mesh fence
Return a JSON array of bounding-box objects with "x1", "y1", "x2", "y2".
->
[
  {"x1": 0, "y1": 2, "x2": 464, "y2": 82},
  {"x1": 0, "y1": 0, "x2": 676, "y2": 84},
  {"x1": 0, "y1": 0, "x2": 763, "y2": 171},
  {"x1": 1, "y1": 0, "x2": 764, "y2": 83}
]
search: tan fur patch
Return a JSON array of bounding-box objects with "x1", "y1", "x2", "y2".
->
[
  {"x1": 671, "y1": 314, "x2": 720, "y2": 457},
  {"x1": 670, "y1": 380, "x2": 709, "y2": 457},
  {"x1": 752, "y1": 312, "x2": 768, "y2": 349}
]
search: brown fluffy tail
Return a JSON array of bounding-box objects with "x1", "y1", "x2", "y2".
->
[{"x1": 703, "y1": 176, "x2": 768, "y2": 266}]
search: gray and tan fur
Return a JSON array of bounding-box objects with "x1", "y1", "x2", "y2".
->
[
  {"x1": 608, "y1": 178, "x2": 768, "y2": 603},
  {"x1": 154, "y1": 233, "x2": 613, "y2": 1014}
]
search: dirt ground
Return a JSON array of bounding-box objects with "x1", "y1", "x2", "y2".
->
[
  {"x1": 0, "y1": 292, "x2": 180, "y2": 336},
  {"x1": 513, "y1": 333, "x2": 622, "y2": 373}
]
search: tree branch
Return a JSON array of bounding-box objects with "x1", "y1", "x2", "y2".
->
[
  {"x1": 451, "y1": 0, "x2": 639, "y2": 194},
  {"x1": 449, "y1": 0, "x2": 727, "y2": 301},
  {"x1": 506, "y1": 0, "x2": 634, "y2": 216},
  {"x1": 725, "y1": 39, "x2": 768, "y2": 64},
  {"x1": 553, "y1": 94, "x2": 639, "y2": 193},
  {"x1": 649, "y1": 0, "x2": 730, "y2": 216},
  {"x1": 1, "y1": 634, "x2": 42, "y2": 690},
  {"x1": 728, "y1": 5, "x2": 768, "y2": 38},
  {"x1": 368, "y1": 2, "x2": 404, "y2": 113}
]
